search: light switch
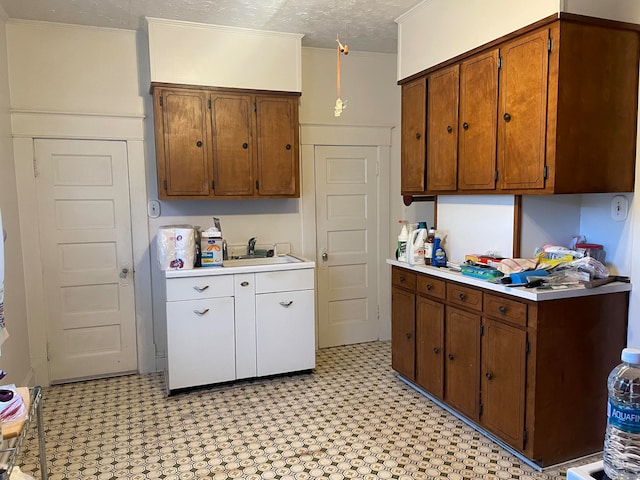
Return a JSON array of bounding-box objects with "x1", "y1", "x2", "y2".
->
[{"x1": 611, "y1": 195, "x2": 628, "y2": 222}]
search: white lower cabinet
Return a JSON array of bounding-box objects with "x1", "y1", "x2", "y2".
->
[{"x1": 164, "y1": 265, "x2": 315, "y2": 392}]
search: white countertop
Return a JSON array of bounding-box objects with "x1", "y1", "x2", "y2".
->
[
  {"x1": 165, "y1": 256, "x2": 315, "y2": 278},
  {"x1": 387, "y1": 259, "x2": 632, "y2": 301}
]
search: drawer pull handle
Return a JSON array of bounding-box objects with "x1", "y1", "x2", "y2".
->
[
  {"x1": 279, "y1": 301, "x2": 294, "y2": 308},
  {"x1": 426, "y1": 284, "x2": 432, "y2": 290},
  {"x1": 448, "y1": 353, "x2": 454, "y2": 360},
  {"x1": 193, "y1": 308, "x2": 210, "y2": 316},
  {"x1": 193, "y1": 285, "x2": 210, "y2": 292},
  {"x1": 241, "y1": 281, "x2": 250, "y2": 287},
  {"x1": 486, "y1": 372, "x2": 493, "y2": 380},
  {"x1": 498, "y1": 306, "x2": 506, "y2": 314},
  {"x1": 459, "y1": 293, "x2": 466, "y2": 301},
  {"x1": 433, "y1": 347, "x2": 439, "y2": 354}
]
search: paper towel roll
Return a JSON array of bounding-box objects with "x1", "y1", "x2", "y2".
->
[{"x1": 157, "y1": 225, "x2": 196, "y2": 270}]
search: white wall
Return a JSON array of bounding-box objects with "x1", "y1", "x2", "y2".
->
[{"x1": 0, "y1": 9, "x2": 32, "y2": 386}]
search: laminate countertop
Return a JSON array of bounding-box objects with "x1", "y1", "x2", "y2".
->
[{"x1": 387, "y1": 259, "x2": 631, "y2": 301}]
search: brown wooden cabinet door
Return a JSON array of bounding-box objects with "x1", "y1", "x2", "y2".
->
[
  {"x1": 458, "y1": 50, "x2": 499, "y2": 191},
  {"x1": 391, "y1": 287, "x2": 416, "y2": 380},
  {"x1": 416, "y1": 296, "x2": 444, "y2": 398},
  {"x1": 210, "y1": 94, "x2": 255, "y2": 197},
  {"x1": 401, "y1": 77, "x2": 427, "y2": 194},
  {"x1": 481, "y1": 318, "x2": 526, "y2": 449},
  {"x1": 154, "y1": 88, "x2": 212, "y2": 198},
  {"x1": 445, "y1": 307, "x2": 480, "y2": 420},
  {"x1": 497, "y1": 28, "x2": 549, "y2": 190},
  {"x1": 255, "y1": 96, "x2": 300, "y2": 197},
  {"x1": 427, "y1": 65, "x2": 459, "y2": 192}
]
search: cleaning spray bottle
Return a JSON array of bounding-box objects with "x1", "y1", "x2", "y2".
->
[
  {"x1": 408, "y1": 224, "x2": 427, "y2": 265},
  {"x1": 432, "y1": 231, "x2": 448, "y2": 267},
  {"x1": 397, "y1": 221, "x2": 409, "y2": 262}
]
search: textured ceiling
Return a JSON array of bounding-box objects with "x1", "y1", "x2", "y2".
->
[{"x1": 0, "y1": 0, "x2": 423, "y2": 53}]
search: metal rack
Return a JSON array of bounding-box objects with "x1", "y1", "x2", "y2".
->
[{"x1": 0, "y1": 386, "x2": 47, "y2": 479}]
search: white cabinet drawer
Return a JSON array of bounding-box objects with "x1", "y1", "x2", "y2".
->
[
  {"x1": 166, "y1": 275, "x2": 234, "y2": 301},
  {"x1": 255, "y1": 268, "x2": 314, "y2": 293}
]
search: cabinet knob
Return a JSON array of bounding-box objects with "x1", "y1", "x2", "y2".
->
[
  {"x1": 448, "y1": 353, "x2": 454, "y2": 360},
  {"x1": 193, "y1": 285, "x2": 210, "y2": 292},
  {"x1": 196, "y1": 140, "x2": 203, "y2": 147},
  {"x1": 242, "y1": 142, "x2": 249, "y2": 149},
  {"x1": 462, "y1": 122, "x2": 469, "y2": 130},
  {"x1": 503, "y1": 113, "x2": 511, "y2": 122},
  {"x1": 459, "y1": 293, "x2": 466, "y2": 301},
  {"x1": 279, "y1": 301, "x2": 294, "y2": 308},
  {"x1": 433, "y1": 347, "x2": 439, "y2": 354},
  {"x1": 406, "y1": 333, "x2": 412, "y2": 340},
  {"x1": 286, "y1": 144, "x2": 292, "y2": 150},
  {"x1": 486, "y1": 372, "x2": 493, "y2": 380},
  {"x1": 240, "y1": 281, "x2": 249, "y2": 287},
  {"x1": 426, "y1": 284, "x2": 432, "y2": 290},
  {"x1": 415, "y1": 132, "x2": 421, "y2": 140},
  {"x1": 498, "y1": 306, "x2": 506, "y2": 314},
  {"x1": 399, "y1": 276, "x2": 406, "y2": 283},
  {"x1": 446, "y1": 125, "x2": 453, "y2": 133}
]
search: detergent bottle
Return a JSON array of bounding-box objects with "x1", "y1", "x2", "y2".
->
[
  {"x1": 408, "y1": 225, "x2": 427, "y2": 265},
  {"x1": 432, "y1": 232, "x2": 448, "y2": 267}
]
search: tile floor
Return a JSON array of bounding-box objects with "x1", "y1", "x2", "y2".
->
[{"x1": 17, "y1": 341, "x2": 599, "y2": 479}]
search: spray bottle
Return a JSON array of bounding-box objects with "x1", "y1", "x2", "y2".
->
[{"x1": 397, "y1": 221, "x2": 409, "y2": 262}]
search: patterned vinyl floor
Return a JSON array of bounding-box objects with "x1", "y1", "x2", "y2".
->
[{"x1": 17, "y1": 341, "x2": 600, "y2": 479}]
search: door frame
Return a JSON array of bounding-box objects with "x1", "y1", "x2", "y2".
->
[
  {"x1": 300, "y1": 123, "x2": 392, "y2": 346},
  {"x1": 12, "y1": 111, "x2": 153, "y2": 386}
]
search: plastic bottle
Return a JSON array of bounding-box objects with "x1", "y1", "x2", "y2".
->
[
  {"x1": 604, "y1": 347, "x2": 640, "y2": 480},
  {"x1": 397, "y1": 222, "x2": 409, "y2": 262},
  {"x1": 424, "y1": 227, "x2": 436, "y2": 266},
  {"x1": 432, "y1": 236, "x2": 448, "y2": 267},
  {"x1": 408, "y1": 227, "x2": 427, "y2": 265}
]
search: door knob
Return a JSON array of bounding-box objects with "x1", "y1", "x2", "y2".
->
[
  {"x1": 322, "y1": 251, "x2": 328, "y2": 261},
  {"x1": 120, "y1": 267, "x2": 129, "y2": 279}
]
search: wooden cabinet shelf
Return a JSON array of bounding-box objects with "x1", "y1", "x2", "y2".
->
[
  {"x1": 391, "y1": 264, "x2": 628, "y2": 467},
  {"x1": 152, "y1": 83, "x2": 301, "y2": 200},
  {"x1": 400, "y1": 15, "x2": 640, "y2": 196}
]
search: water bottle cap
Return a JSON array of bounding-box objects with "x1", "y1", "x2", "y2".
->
[{"x1": 621, "y1": 348, "x2": 640, "y2": 364}]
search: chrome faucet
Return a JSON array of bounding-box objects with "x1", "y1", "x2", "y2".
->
[{"x1": 247, "y1": 237, "x2": 257, "y2": 256}]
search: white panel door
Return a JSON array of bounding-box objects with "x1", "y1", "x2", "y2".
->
[
  {"x1": 34, "y1": 139, "x2": 137, "y2": 382},
  {"x1": 315, "y1": 146, "x2": 379, "y2": 348}
]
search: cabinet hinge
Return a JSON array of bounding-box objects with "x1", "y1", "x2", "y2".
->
[
  {"x1": 159, "y1": 96, "x2": 163, "y2": 107},
  {"x1": 208, "y1": 99, "x2": 211, "y2": 109},
  {"x1": 479, "y1": 403, "x2": 483, "y2": 416},
  {"x1": 254, "y1": 102, "x2": 257, "y2": 113},
  {"x1": 525, "y1": 338, "x2": 530, "y2": 355},
  {"x1": 211, "y1": 180, "x2": 215, "y2": 190},
  {"x1": 256, "y1": 180, "x2": 259, "y2": 190},
  {"x1": 163, "y1": 180, "x2": 167, "y2": 191},
  {"x1": 548, "y1": 37, "x2": 554, "y2": 52},
  {"x1": 33, "y1": 154, "x2": 39, "y2": 178},
  {"x1": 46, "y1": 342, "x2": 51, "y2": 361},
  {"x1": 523, "y1": 428, "x2": 528, "y2": 448},
  {"x1": 494, "y1": 170, "x2": 499, "y2": 182},
  {"x1": 480, "y1": 324, "x2": 484, "y2": 336},
  {"x1": 543, "y1": 165, "x2": 549, "y2": 179},
  {"x1": 498, "y1": 56, "x2": 502, "y2": 70}
]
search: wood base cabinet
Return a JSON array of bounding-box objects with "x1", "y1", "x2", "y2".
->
[
  {"x1": 152, "y1": 83, "x2": 301, "y2": 199},
  {"x1": 391, "y1": 265, "x2": 628, "y2": 467}
]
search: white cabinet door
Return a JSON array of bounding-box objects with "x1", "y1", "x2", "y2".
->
[
  {"x1": 256, "y1": 289, "x2": 315, "y2": 376},
  {"x1": 166, "y1": 296, "x2": 235, "y2": 390}
]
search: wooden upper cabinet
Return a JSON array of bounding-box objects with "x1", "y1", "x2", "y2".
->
[
  {"x1": 401, "y1": 77, "x2": 427, "y2": 194},
  {"x1": 255, "y1": 96, "x2": 300, "y2": 197},
  {"x1": 211, "y1": 94, "x2": 255, "y2": 196},
  {"x1": 153, "y1": 87, "x2": 212, "y2": 199},
  {"x1": 427, "y1": 65, "x2": 459, "y2": 192},
  {"x1": 497, "y1": 28, "x2": 549, "y2": 191},
  {"x1": 458, "y1": 49, "x2": 499, "y2": 191},
  {"x1": 151, "y1": 83, "x2": 301, "y2": 199}
]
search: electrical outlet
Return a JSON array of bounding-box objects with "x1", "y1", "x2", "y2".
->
[
  {"x1": 611, "y1": 195, "x2": 628, "y2": 222},
  {"x1": 148, "y1": 200, "x2": 161, "y2": 218}
]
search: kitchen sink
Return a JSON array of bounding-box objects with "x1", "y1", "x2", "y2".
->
[{"x1": 223, "y1": 255, "x2": 304, "y2": 267}]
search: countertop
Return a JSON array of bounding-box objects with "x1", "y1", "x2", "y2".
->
[
  {"x1": 165, "y1": 256, "x2": 315, "y2": 278},
  {"x1": 387, "y1": 259, "x2": 632, "y2": 301}
]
